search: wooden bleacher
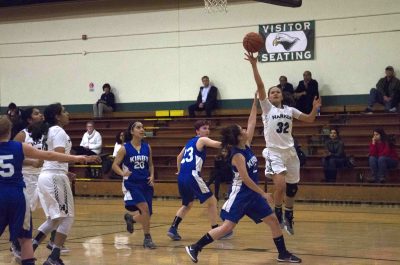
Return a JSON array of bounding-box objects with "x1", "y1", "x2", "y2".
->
[{"x1": 66, "y1": 107, "x2": 400, "y2": 203}]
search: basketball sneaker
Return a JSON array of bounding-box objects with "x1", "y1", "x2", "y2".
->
[
  {"x1": 43, "y1": 257, "x2": 65, "y2": 265},
  {"x1": 283, "y1": 216, "x2": 294, "y2": 235},
  {"x1": 124, "y1": 213, "x2": 135, "y2": 234},
  {"x1": 10, "y1": 242, "x2": 21, "y2": 260},
  {"x1": 46, "y1": 242, "x2": 70, "y2": 254},
  {"x1": 143, "y1": 238, "x2": 157, "y2": 249},
  {"x1": 185, "y1": 245, "x2": 200, "y2": 263},
  {"x1": 277, "y1": 251, "x2": 302, "y2": 263},
  {"x1": 167, "y1": 226, "x2": 182, "y2": 241}
]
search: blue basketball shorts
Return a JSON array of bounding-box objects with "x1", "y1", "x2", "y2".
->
[
  {"x1": 0, "y1": 186, "x2": 32, "y2": 241},
  {"x1": 123, "y1": 181, "x2": 154, "y2": 215}
]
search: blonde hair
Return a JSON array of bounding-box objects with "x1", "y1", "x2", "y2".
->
[{"x1": 0, "y1": 115, "x2": 12, "y2": 138}]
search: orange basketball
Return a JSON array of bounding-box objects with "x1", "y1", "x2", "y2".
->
[{"x1": 243, "y1": 32, "x2": 264, "y2": 53}]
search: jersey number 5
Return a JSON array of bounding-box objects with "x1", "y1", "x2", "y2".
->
[
  {"x1": 0, "y1": 155, "x2": 15, "y2": 178},
  {"x1": 181, "y1": 147, "x2": 194, "y2": 164},
  {"x1": 276, "y1": 122, "x2": 289, "y2": 134}
]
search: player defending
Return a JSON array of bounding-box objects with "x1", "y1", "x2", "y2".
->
[
  {"x1": 185, "y1": 93, "x2": 301, "y2": 263},
  {"x1": 112, "y1": 121, "x2": 156, "y2": 249},
  {"x1": 167, "y1": 120, "x2": 231, "y2": 241},
  {"x1": 245, "y1": 52, "x2": 321, "y2": 235},
  {"x1": 0, "y1": 115, "x2": 98, "y2": 265}
]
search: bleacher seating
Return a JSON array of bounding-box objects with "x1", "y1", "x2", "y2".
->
[{"x1": 66, "y1": 107, "x2": 400, "y2": 202}]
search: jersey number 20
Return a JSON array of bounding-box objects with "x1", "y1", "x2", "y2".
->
[
  {"x1": 181, "y1": 147, "x2": 194, "y2": 164},
  {"x1": 276, "y1": 122, "x2": 289, "y2": 134},
  {"x1": 0, "y1": 155, "x2": 15, "y2": 178}
]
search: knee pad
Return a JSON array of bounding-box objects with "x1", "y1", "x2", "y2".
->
[
  {"x1": 56, "y1": 217, "x2": 74, "y2": 235},
  {"x1": 286, "y1": 183, "x2": 298, "y2": 198},
  {"x1": 38, "y1": 219, "x2": 61, "y2": 234}
]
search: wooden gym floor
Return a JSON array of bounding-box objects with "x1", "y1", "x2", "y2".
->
[{"x1": 1, "y1": 198, "x2": 400, "y2": 265}]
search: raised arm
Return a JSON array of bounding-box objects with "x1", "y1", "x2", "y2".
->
[
  {"x1": 246, "y1": 93, "x2": 258, "y2": 145},
  {"x1": 298, "y1": 96, "x2": 322, "y2": 123},
  {"x1": 245, "y1": 52, "x2": 266, "y2": 101}
]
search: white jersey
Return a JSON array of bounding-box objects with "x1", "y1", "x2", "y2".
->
[
  {"x1": 22, "y1": 128, "x2": 44, "y2": 176},
  {"x1": 42, "y1": 126, "x2": 72, "y2": 173},
  {"x1": 260, "y1": 98, "x2": 302, "y2": 149}
]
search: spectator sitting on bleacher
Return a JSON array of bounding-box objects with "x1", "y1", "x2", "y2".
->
[
  {"x1": 112, "y1": 130, "x2": 126, "y2": 157},
  {"x1": 294, "y1": 71, "x2": 319, "y2": 114},
  {"x1": 363, "y1": 66, "x2": 400, "y2": 114},
  {"x1": 77, "y1": 121, "x2": 102, "y2": 155},
  {"x1": 206, "y1": 147, "x2": 233, "y2": 201},
  {"x1": 93, "y1": 83, "x2": 116, "y2": 118},
  {"x1": 277, "y1": 75, "x2": 295, "y2": 107},
  {"x1": 368, "y1": 128, "x2": 398, "y2": 183},
  {"x1": 188, "y1": 76, "x2": 218, "y2": 118},
  {"x1": 322, "y1": 128, "x2": 346, "y2": 182}
]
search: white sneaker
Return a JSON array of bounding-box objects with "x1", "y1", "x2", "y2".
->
[{"x1": 46, "y1": 241, "x2": 71, "y2": 254}]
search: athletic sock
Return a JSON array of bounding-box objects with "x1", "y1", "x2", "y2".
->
[
  {"x1": 273, "y1": 235, "x2": 287, "y2": 255},
  {"x1": 21, "y1": 258, "x2": 36, "y2": 265},
  {"x1": 144, "y1": 233, "x2": 152, "y2": 239},
  {"x1": 50, "y1": 230, "x2": 56, "y2": 242},
  {"x1": 49, "y1": 246, "x2": 61, "y2": 260},
  {"x1": 284, "y1": 207, "x2": 293, "y2": 220},
  {"x1": 33, "y1": 231, "x2": 46, "y2": 251},
  {"x1": 171, "y1": 216, "x2": 182, "y2": 229},
  {"x1": 195, "y1": 233, "x2": 214, "y2": 250},
  {"x1": 275, "y1": 205, "x2": 283, "y2": 222}
]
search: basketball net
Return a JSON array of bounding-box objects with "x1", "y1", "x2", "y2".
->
[{"x1": 204, "y1": 0, "x2": 228, "y2": 13}]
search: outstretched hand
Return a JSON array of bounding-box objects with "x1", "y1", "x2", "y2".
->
[
  {"x1": 244, "y1": 52, "x2": 257, "y2": 66},
  {"x1": 313, "y1": 96, "x2": 322, "y2": 109}
]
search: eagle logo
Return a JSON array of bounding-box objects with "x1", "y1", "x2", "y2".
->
[{"x1": 272, "y1": 33, "x2": 300, "y2": 51}]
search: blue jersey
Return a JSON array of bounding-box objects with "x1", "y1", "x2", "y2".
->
[
  {"x1": 0, "y1": 141, "x2": 24, "y2": 187},
  {"x1": 231, "y1": 145, "x2": 258, "y2": 193},
  {"x1": 123, "y1": 141, "x2": 150, "y2": 182},
  {"x1": 178, "y1": 136, "x2": 207, "y2": 180}
]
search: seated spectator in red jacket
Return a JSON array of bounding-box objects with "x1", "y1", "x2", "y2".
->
[
  {"x1": 277, "y1": 75, "x2": 295, "y2": 107},
  {"x1": 294, "y1": 71, "x2": 319, "y2": 114},
  {"x1": 368, "y1": 128, "x2": 398, "y2": 183},
  {"x1": 364, "y1": 66, "x2": 400, "y2": 114},
  {"x1": 188, "y1": 76, "x2": 218, "y2": 118}
]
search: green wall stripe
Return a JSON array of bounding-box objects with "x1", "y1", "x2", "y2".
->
[{"x1": 1, "y1": 94, "x2": 369, "y2": 113}]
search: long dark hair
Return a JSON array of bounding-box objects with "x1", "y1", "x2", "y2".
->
[
  {"x1": 374, "y1": 127, "x2": 395, "y2": 147},
  {"x1": 125, "y1": 121, "x2": 141, "y2": 142},
  {"x1": 220, "y1": 124, "x2": 241, "y2": 150},
  {"x1": 31, "y1": 103, "x2": 63, "y2": 143},
  {"x1": 115, "y1": 130, "x2": 126, "y2": 144}
]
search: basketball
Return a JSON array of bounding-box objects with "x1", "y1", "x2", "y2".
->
[{"x1": 243, "y1": 32, "x2": 265, "y2": 53}]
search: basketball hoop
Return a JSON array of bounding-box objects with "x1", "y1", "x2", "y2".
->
[{"x1": 204, "y1": 0, "x2": 228, "y2": 13}]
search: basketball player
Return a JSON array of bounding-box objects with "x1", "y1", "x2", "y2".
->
[
  {"x1": 112, "y1": 121, "x2": 157, "y2": 249},
  {"x1": 30, "y1": 103, "x2": 100, "y2": 265},
  {"x1": 10, "y1": 108, "x2": 44, "y2": 258},
  {"x1": 245, "y1": 52, "x2": 321, "y2": 235},
  {"x1": 185, "y1": 93, "x2": 301, "y2": 263},
  {"x1": 0, "y1": 115, "x2": 97, "y2": 265},
  {"x1": 167, "y1": 120, "x2": 231, "y2": 241}
]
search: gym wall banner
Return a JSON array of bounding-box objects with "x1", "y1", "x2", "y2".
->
[{"x1": 258, "y1": 21, "x2": 315, "y2": 63}]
